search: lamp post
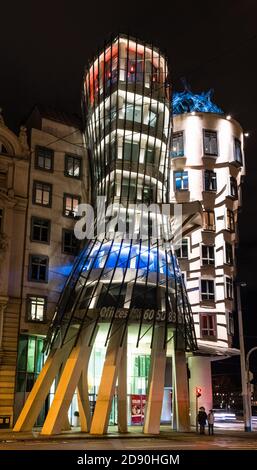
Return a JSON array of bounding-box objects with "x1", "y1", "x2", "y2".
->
[
  {"x1": 236, "y1": 282, "x2": 251, "y2": 432},
  {"x1": 246, "y1": 346, "x2": 257, "y2": 432}
]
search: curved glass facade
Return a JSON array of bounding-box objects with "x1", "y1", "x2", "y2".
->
[{"x1": 45, "y1": 34, "x2": 197, "y2": 354}]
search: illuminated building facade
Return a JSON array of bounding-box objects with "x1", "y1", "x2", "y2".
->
[
  {"x1": 14, "y1": 35, "x2": 197, "y2": 435},
  {"x1": 171, "y1": 92, "x2": 245, "y2": 424}
]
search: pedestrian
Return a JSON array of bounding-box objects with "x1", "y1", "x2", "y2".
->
[
  {"x1": 197, "y1": 406, "x2": 207, "y2": 434},
  {"x1": 207, "y1": 409, "x2": 214, "y2": 435}
]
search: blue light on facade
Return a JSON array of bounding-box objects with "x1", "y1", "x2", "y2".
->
[{"x1": 172, "y1": 89, "x2": 223, "y2": 115}]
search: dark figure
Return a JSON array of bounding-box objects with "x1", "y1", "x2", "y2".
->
[
  {"x1": 198, "y1": 406, "x2": 207, "y2": 434},
  {"x1": 207, "y1": 409, "x2": 214, "y2": 435}
]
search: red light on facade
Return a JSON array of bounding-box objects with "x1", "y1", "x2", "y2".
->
[
  {"x1": 196, "y1": 387, "x2": 202, "y2": 398},
  {"x1": 130, "y1": 66, "x2": 135, "y2": 73}
]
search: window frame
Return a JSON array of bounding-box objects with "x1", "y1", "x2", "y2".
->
[
  {"x1": 175, "y1": 238, "x2": 189, "y2": 259},
  {"x1": 234, "y1": 137, "x2": 243, "y2": 165},
  {"x1": 171, "y1": 131, "x2": 184, "y2": 158},
  {"x1": 200, "y1": 313, "x2": 217, "y2": 340},
  {"x1": 63, "y1": 193, "x2": 81, "y2": 218},
  {"x1": 32, "y1": 180, "x2": 52, "y2": 208},
  {"x1": 28, "y1": 254, "x2": 49, "y2": 283},
  {"x1": 225, "y1": 276, "x2": 233, "y2": 300},
  {"x1": 35, "y1": 145, "x2": 54, "y2": 172},
  {"x1": 225, "y1": 242, "x2": 234, "y2": 265},
  {"x1": 26, "y1": 295, "x2": 47, "y2": 323},
  {"x1": 64, "y1": 154, "x2": 82, "y2": 179},
  {"x1": 62, "y1": 228, "x2": 79, "y2": 255},
  {"x1": 30, "y1": 216, "x2": 51, "y2": 244},
  {"x1": 200, "y1": 279, "x2": 215, "y2": 302},
  {"x1": 203, "y1": 129, "x2": 218, "y2": 157},
  {"x1": 201, "y1": 244, "x2": 215, "y2": 266},
  {"x1": 204, "y1": 170, "x2": 217, "y2": 192},
  {"x1": 202, "y1": 210, "x2": 215, "y2": 231},
  {"x1": 226, "y1": 209, "x2": 235, "y2": 232},
  {"x1": 174, "y1": 170, "x2": 189, "y2": 191},
  {"x1": 230, "y1": 176, "x2": 238, "y2": 199}
]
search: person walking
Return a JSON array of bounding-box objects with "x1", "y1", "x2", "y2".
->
[
  {"x1": 207, "y1": 409, "x2": 214, "y2": 435},
  {"x1": 197, "y1": 406, "x2": 207, "y2": 434}
]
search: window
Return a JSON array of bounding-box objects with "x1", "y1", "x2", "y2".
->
[
  {"x1": 175, "y1": 238, "x2": 188, "y2": 258},
  {"x1": 27, "y1": 296, "x2": 46, "y2": 322},
  {"x1": 33, "y1": 181, "x2": 52, "y2": 207},
  {"x1": 0, "y1": 208, "x2": 3, "y2": 232},
  {"x1": 96, "y1": 284, "x2": 126, "y2": 308},
  {"x1": 62, "y1": 229, "x2": 79, "y2": 255},
  {"x1": 145, "y1": 147, "x2": 155, "y2": 164},
  {"x1": 16, "y1": 335, "x2": 44, "y2": 393},
  {"x1": 202, "y1": 210, "x2": 215, "y2": 231},
  {"x1": 142, "y1": 186, "x2": 154, "y2": 203},
  {"x1": 124, "y1": 141, "x2": 140, "y2": 162},
  {"x1": 105, "y1": 55, "x2": 118, "y2": 86},
  {"x1": 29, "y1": 255, "x2": 49, "y2": 282},
  {"x1": 65, "y1": 155, "x2": 82, "y2": 178},
  {"x1": 200, "y1": 313, "x2": 216, "y2": 338},
  {"x1": 127, "y1": 51, "x2": 144, "y2": 83},
  {"x1": 148, "y1": 110, "x2": 157, "y2": 127},
  {"x1": 228, "y1": 312, "x2": 234, "y2": 335},
  {"x1": 121, "y1": 179, "x2": 136, "y2": 200},
  {"x1": 63, "y1": 193, "x2": 81, "y2": 217},
  {"x1": 174, "y1": 171, "x2": 188, "y2": 191},
  {"x1": 172, "y1": 132, "x2": 184, "y2": 157},
  {"x1": 204, "y1": 170, "x2": 217, "y2": 191},
  {"x1": 230, "y1": 176, "x2": 238, "y2": 198},
  {"x1": 35, "y1": 146, "x2": 54, "y2": 171},
  {"x1": 225, "y1": 242, "x2": 233, "y2": 265},
  {"x1": 124, "y1": 104, "x2": 142, "y2": 123},
  {"x1": 227, "y1": 209, "x2": 235, "y2": 232},
  {"x1": 31, "y1": 217, "x2": 50, "y2": 243},
  {"x1": 225, "y1": 276, "x2": 233, "y2": 299},
  {"x1": 202, "y1": 245, "x2": 215, "y2": 265},
  {"x1": 203, "y1": 130, "x2": 218, "y2": 156},
  {"x1": 234, "y1": 138, "x2": 243, "y2": 164},
  {"x1": 201, "y1": 279, "x2": 215, "y2": 301}
]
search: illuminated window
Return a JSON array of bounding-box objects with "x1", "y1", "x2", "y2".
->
[
  {"x1": 204, "y1": 170, "x2": 217, "y2": 191},
  {"x1": 225, "y1": 242, "x2": 233, "y2": 265},
  {"x1": 226, "y1": 209, "x2": 235, "y2": 232},
  {"x1": 105, "y1": 55, "x2": 118, "y2": 86},
  {"x1": 230, "y1": 176, "x2": 238, "y2": 198},
  {"x1": 33, "y1": 181, "x2": 52, "y2": 207},
  {"x1": 31, "y1": 217, "x2": 50, "y2": 243},
  {"x1": 175, "y1": 238, "x2": 188, "y2": 258},
  {"x1": 16, "y1": 335, "x2": 44, "y2": 392},
  {"x1": 200, "y1": 313, "x2": 216, "y2": 338},
  {"x1": 63, "y1": 193, "x2": 81, "y2": 217},
  {"x1": 225, "y1": 276, "x2": 233, "y2": 299},
  {"x1": 203, "y1": 130, "x2": 218, "y2": 156},
  {"x1": 145, "y1": 147, "x2": 155, "y2": 164},
  {"x1": 174, "y1": 171, "x2": 188, "y2": 190},
  {"x1": 27, "y1": 296, "x2": 46, "y2": 322},
  {"x1": 29, "y1": 255, "x2": 48, "y2": 282},
  {"x1": 62, "y1": 229, "x2": 79, "y2": 255},
  {"x1": 234, "y1": 138, "x2": 243, "y2": 164},
  {"x1": 201, "y1": 279, "x2": 215, "y2": 301},
  {"x1": 35, "y1": 146, "x2": 54, "y2": 171},
  {"x1": 65, "y1": 155, "x2": 82, "y2": 178},
  {"x1": 202, "y1": 210, "x2": 215, "y2": 231},
  {"x1": 202, "y1": 245, "x2": 215, "y2": 265},
  {"x1": 124, "y1": 104, "x2": 142, "y2": 123},
  {"x1": 127, "y1": 51, "x2": 144, "y2": 83},
  {"x1": 172, "y1": 132, "x2": 184, "y2": 157}
]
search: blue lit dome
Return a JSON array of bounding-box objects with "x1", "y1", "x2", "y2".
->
[{"x1": 172, "y1": 89, "x2": 223, "y2": 115}]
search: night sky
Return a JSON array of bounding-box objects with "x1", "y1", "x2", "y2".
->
[{"x1": 1, "y1": 1, "x2": 257, "y2": 373}]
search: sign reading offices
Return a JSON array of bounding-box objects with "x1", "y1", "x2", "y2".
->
[{"x1": 98, "y1": 306, "x2": 185, "y2": 324}]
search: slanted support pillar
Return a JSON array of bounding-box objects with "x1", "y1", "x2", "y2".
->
[
  {"x1": 41, "y1": 324, "x2": 95, "y2": 435},
  {"x1": 143, "y1": 325, "x2": 166, "y2": 435},
  {"x1": 90, "y1": 322, "x2": 125, "y2": 435},
  {"x1": 13, "y1": 345, "x2": 70, "y2": 432},
  {"x1": 117, "y1": 331, "x2": 127, "y2": 433},
  {"x1": 172, "y1": 336, "x2": 190, "y2": 432}
]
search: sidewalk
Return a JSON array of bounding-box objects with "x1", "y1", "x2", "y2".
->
[{"x1": 1, "y1": 425, "x2": 257, "y2": 443}]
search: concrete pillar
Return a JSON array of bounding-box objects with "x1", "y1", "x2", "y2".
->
[
  {"x1": 13, "y1": 346, "x2": 70, "y2": 432},
  {"x1": 77, "y1": 327, "x2": 98, "y2": 432},
  {"x1": 117, "y1": 331, "x2": 127, "y2": 433},
  {"x1": 41, "y1": 324, "x2": 95, "y2": 435},
  {"x1": 90, "y1": 322, "x2": 125, "y2": 435},
  {"x1": 188, "y1": 356, "x2": 213, "y2": 427},
  {"x1": 143, "y1": 325, "x2": 166, "y2": 435},
  {"x1": 172, "y1": 337, "x2": 190, "y2": 432}
]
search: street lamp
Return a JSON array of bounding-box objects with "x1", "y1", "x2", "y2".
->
[
  {"x1": 246, "y1": 346, "x2": 257, "y2": 432},
  {"x1": 236, "y1": 281, "x2": 251, "y2": 431}
]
